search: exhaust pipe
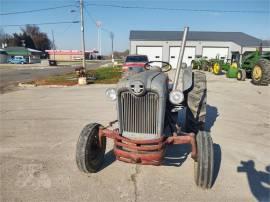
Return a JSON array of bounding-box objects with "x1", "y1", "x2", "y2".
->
[{"x1": 173, "y1": 26, "x2": 189, "y2": 90}]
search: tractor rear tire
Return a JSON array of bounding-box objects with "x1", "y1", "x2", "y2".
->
[
  {"x1": 237, "y1": 69, "x2": 246, "y2": 81},
  {"x1": 185, "y1": 71, "x2": 207, "y2": 134},
  {"x1": 194, "y1": 131, "x2": 214, "y2": 189},
  {"x1": 76, "y1": 123, "x2": 106, "y2": 173},
  {"x1": 251, "y1": 59, "x2": 270, "y2": 86}
]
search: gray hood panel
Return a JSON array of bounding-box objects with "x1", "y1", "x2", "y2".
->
[{"x1": 117, "y1": 70, "x2": 168, "y2": 98}]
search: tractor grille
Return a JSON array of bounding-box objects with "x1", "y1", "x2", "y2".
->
[{"x1": 120, "y1": 92, "x2": 159, "y2": 134}]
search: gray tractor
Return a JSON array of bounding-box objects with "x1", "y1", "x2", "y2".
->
[{"x1": 76, "y1": 27, "x2": 214, "y2": 189}]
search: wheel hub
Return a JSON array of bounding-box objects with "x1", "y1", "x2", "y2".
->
[
  {"x1": 252, "y1": 65, "x2": 262, "y2": 81},
  {"x1": 237, "y1": 72, "x2": 241, "y2": 79},
  {"x1": 213, "y1": 63, "x2": 220, "y2": 74}
]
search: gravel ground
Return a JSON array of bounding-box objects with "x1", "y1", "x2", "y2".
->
[{"x1": 0, "y1": 72, "x2": 269, "y2": 202}]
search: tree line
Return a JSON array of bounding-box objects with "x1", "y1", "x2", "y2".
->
[{"x1": 0, "y1": 25, "x2": 52, "y2": 52}]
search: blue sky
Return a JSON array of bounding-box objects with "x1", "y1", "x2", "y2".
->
[{"x1": 1, "y1": 0, "x2": 269, "y2": 54}]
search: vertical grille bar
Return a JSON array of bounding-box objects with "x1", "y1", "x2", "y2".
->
[{"x1": 120, "y1": 92, "x2": 159, "y2": 134}]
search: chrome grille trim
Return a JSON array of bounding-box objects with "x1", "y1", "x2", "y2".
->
[{"x1": 120, "y1": 92, "x2": 159, "y2": 134}]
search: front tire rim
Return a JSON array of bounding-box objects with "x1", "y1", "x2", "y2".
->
[
  {"x1": 213, "y1": 63, "x2": 220, "y2": 74},
  {"x1": 252, "y1": 65, "x2": 262, "y2": 81},
  {"x1": 237, "y1": 72, "x2": 241, "y2": 79}
]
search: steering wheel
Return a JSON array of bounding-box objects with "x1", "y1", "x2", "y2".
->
[{"x1": 144, "y1": 61, "x2": 172, "y2": 72}]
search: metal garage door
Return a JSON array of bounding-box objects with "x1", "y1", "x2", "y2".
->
[
  {"x1": 136, "y1": 46, "x2": 163, "y2": 62},
  {"x1": 169, "y1": 47, "x2": 196, "y2": 69},
  {"x1": 202, "y1": 47, "x2": 229, "y2": 60}
]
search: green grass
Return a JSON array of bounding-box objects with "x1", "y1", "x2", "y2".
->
[
  {"x1": 25, "y1": 66, "x2": 122, "y2": 86},
  {"x1": 87, "y1": 66, "x2": 122, "y2": 83}
]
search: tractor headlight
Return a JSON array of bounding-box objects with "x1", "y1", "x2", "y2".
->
[
  {"x1": 105, "y1": 88, "x2": 117, "y2": 101},
  {"x1": 169, "y1": 90, "x2": 184, "y2": 105}
]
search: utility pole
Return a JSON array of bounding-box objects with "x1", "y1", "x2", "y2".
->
[
  {"x1": 99, "y1": 29, "x2": 102, "y2": 56},
  {"x1": 96, "y1": 21, "x2": 102, "y2": 57},
  {"x1": 51, "y1": 30, "x2": 55, "y2": 61},
  {"x1": 110, "y1": 32, "x2": 114, "y2": 63},
  {"x1": 80, "y1": 0, "x2": 86, "y2": 69},
  {"x1": 21, "y1": 40, "x2": 28, "y2": 63}
]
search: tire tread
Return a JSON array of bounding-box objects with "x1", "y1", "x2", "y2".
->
[
  {"x1": 76, "y1": 123, "x2": 106, "y2": 173},
  {"x1": 195, "y1": 131, "x2": 214, "y2": 189}
]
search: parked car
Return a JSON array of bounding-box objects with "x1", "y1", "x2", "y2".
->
[
  {"x1": 8, "y1": 56, "x2": 27, "y2": 64},
  {"x1": 122, "y1": 55, "x2": 149, "y2": 77}
]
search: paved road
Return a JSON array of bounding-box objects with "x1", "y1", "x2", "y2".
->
[
  {"x1": 0, "y1": 73, "x2": 269, "y2": 201},
  {"x1": 0, "y1": 62, "x2": 105, "y2": 93}
]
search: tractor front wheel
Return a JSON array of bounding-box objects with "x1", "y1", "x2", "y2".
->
[
  {"x1": 251, "y1": 59, "x2": 270, "y2": 86},
  {"x1": 194, "y1": 131, "x2": 214, "y2": 189},
  {"x1": 76, "y1": 123, "x2": 106, "y2": 173},
  {"x1": 237, "y1": 69, "x2": 246, "y2": 81}
]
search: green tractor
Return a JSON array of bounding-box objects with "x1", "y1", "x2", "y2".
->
[
  {"x1": 208, "y1": 58, "x2": 229, "y2": 75},
  {"x1": 191, "y1": 56, "x2": 224, "y2": 75},
  {"x1": 226, "y1": 61, "x2": 239, "y2": 79},
  {"x1": 205, "y1": 55, "x2": 235, "y2": 76},
  {"x1": 237, "y1": 50, "x2": 270, "y2": 85},
  {"x1": 220, "y1": 61, "x2": 231, "y2": 72},
  {"x1": 191, "y1": 57, "x2": 209, "y2": 71}
]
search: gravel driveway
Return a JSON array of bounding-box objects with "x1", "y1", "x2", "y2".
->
[{"x1": 0, "y1": 73, "x2": 269, "y2": 202}]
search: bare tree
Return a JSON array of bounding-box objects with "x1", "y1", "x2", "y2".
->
[
  {"x1": 0, "y1": 28, "x2": 12, "y2": 47},
  {"x1": 0, "y1": 26, "x2": 51, "y2": 51},
  {"x1": 21, "y1": 25, "x2": 51, "y2": 51}
]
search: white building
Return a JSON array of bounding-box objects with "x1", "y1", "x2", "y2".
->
[{"x1": 129, "y1": 31, "x2": 270, "y2": 69}]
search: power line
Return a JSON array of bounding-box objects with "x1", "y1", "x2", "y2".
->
[
  {"x1": 85, "y1": 3, "x2": 269, "y2": 14},
  {"x1": 101, "y1": 27, "x2": 111, "y2": 34},
  {"x1": 84, "y1": 7, "x2": 112, "y2": 34},
  {"x1": 55, "y1": 16, "x2": 79, "y2": 35},
  {"x1": 55, "y1": 22, "x2": 75, "y2": 35},
  {"x1": 84, "y1": 7, "x2": 114, "y2": 56},
  {"x1": 1, "y1": 2, "x2": 267, "y2": 17},
  {"x1": 0, "y1": 4, "x2": 76, "y2": 15},
  {"x1": 84, "y1": 7, "x2": 97, "y2": 25},
  {"x1": 1, "y1": 21, "x2": 80, "y2": 27}
]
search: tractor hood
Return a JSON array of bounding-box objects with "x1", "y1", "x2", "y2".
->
[{"x1": 117, "y1": 70, "x2": 168, "y2": 98}]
